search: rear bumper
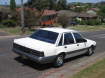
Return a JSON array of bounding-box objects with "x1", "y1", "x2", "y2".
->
[{"x1": 13, "y1": 48, "x2": 57, "y2": 64}]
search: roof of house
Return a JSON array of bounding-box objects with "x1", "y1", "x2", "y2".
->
[
  {"x1": 57, "y1": 10, "x2": 97, "y2": 18},
  {"x1": 42, "y1": 10, "x2": 57, "y2": 16},
  {"x1": 58, "y1": 10, "x2": 78, "y2": 17},
  {"x1": 41, "y1": 27, "x2": 77, "y2": 33},
  {"x1": 16, "y1": 7, "x2": 37, "y2": 11},
  {"x1": 77, "y1": 13, "x2": 97, "y2": 18}
]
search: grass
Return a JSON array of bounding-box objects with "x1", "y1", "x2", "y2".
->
[
  {"x1": 69, "y1": 25, "x2": 105, "y2": 31},
  {"x1": 71, "y1": 58, "x2": 105, "y2": 78},
  {"x1": 0, "y1": 26, "x2": 35, "y2": 35},
  {"x1": 0, "y1": 25, "x2": 105, "y2": 35}
]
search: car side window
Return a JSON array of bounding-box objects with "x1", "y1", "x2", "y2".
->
[
  {"x1": 73, "y1": 33, "x2": 84, "y2": 43},
  {"x1": 58, "y1": 35, "x2": 63, "y2": 46},
  {"x1": 64, "y1": 33, "x2": 74, "y2": 45}
]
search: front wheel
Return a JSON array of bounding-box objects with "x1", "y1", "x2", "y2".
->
[
  {"x1": 54, "y1": 54, "x2": 64, "y2": 67},
  {"x1": 87, "y1": 46, "x2": 95, "y2": 56}
]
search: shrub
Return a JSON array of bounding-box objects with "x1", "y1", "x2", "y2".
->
[
  {"x1": 86, "y1": 19, "x2": 101, "y2": 25},
  {"x1": 17, "y1": 8, "x2": 40, "y2": 29},
  {"x1": 57, "y1": 14, "x2": 70, "y2": 28},
  {"x1": 77, "y1": 19, "x2": 101, "y2": 25},
  {"x1": 2, "y1": 19, "x2": 16, "y2": 27}
]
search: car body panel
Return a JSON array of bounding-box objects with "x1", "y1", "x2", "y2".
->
[{"x1": 13, "y1": 28, "x2": 96, "y2": 64}]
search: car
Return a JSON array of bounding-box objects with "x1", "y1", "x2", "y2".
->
[{"x1": 13, "y1": 28, "x2": 96, "y2": 67}]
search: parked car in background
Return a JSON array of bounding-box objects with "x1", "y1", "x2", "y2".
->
[{"x1": 13, "y1": 28, "x2": 96, "y2": 67}]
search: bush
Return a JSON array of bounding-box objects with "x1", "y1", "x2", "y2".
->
[
  {"x1": 57, "y1": 14, "x2": 70, "y2": 28},
  {"x1": 88, "y1": 19, "x2": 101, "y2": 25},
  {"x1": 77, "y1": 19, "x2": 101, "y2": 25},
  {"x1": 2, "y1": 19, "x2": 16, "y2": 27},
  {"x1": 17, "y1": 8, "x2": 40, "y2": 29}
]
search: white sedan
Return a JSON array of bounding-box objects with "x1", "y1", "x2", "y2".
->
[{"x1": 13, "y1": 28, "x2": 96, "y2": 67}]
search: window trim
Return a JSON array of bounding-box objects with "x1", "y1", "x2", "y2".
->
[
  {"x1": 55, "y1": 33, "x2": 61, "y2": 46},
  {"x1": 56, "y1": 33, "x2": 63, "y2": 46},
  {"x1": 73, "y1": 32, "x2": 85, "y2": 43},
  {"x1": 63, "y1": 32, "x2": 75, "y2": 45}
]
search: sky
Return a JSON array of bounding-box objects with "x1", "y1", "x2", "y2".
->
[
  {"x1": 0, "y1": 0, "x2": 105, "y2": 5},
  {"x1": 0, "y1": 0, "x2": 28, "y2": 5},
  {"x1": 68, "y1": 0, "x2": 105, "y2": 3}
]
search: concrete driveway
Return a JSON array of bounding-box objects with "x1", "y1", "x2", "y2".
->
[{"x1": 0, "y1": 30, "x2": 105, "y2": 78}]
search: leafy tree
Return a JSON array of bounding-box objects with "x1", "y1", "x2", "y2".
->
[
  {"x1": 10, "y1": 0, "x2": 16, "y2": 11},
  {"x1": 55, "y1": 0, "x2": 67, "y2": 10},
  {"x1": 26, "y1": 0, "x2": 68, "y2": 11},
  {"x1": 58, "y1": 14, "x2": 70, "y2": 28},
  {"x1": 98, "y1": 5, "x2": 105, "y2": 20},
  {"x1": 17, "y1": 9, "x2": 40, "y2": 29},
  {"x1": 27, "y1": 0, "x2": 50, "y2": 11},
  {"x1": 49, "y1": 0, "x2": 57, "y2": 10}
]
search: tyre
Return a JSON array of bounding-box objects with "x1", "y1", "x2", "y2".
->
[
  {"x1": 54, "y1": 54, "x2": 64, "y2": 67},
  {"x1": 87, "y1": 46, "x2": 95, "y2": 56}
]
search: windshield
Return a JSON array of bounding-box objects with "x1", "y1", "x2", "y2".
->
[{"x1": 30, "y1": 29, "x2": 58, "y2": 44}]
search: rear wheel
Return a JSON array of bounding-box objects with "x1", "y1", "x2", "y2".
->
[{"x1": 54, "y1": 54, "x2": 64, "y2": 67}]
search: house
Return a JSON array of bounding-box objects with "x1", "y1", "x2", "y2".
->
[
  {"x1": 77, "y1": 12, "x2": 98, "y2": 20},
  {"x1": 41, "y1": 10, "x2": 57, "y2": 26},
  {"x1": 57, "y1": 10, "x2": 78, "y2": 21},
  {"x1": 57, "y1": 10, "x2": 98, "y2": 25},
  {"x1": 86, "y1": 8, "x2": 99, "y2": 15},
  {"x1": 16, "y1": 7, "x2": 37, "y2": 12},
  {"x1": 87, "y1": 10, "x2": 97, "y2": 15}
]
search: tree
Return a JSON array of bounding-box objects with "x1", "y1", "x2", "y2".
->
[
  {"x1": 10, "y1": 0, "x2": 16, "y2": 11},
  {"x1": 57, "y1": 0, "x2": 67, "y2": 10},
  {"x1": 58, "y1": 14, "x2": 70, "y2": 28},
  {"x1": 49, "y1": 0, "x2": 57, "y2": 10},
  {"x1": 98, "y1": 5, "x2": 105, "y2": 22},
  {"x1": 26, "y1": 0, "x2": 68, "y2": 11},
  {"x1": 27, "y1": 0, "x2": 50, "y2": 11},
  {"x1": 17, "y1": 9, "x2": 40, "y2": 29}
]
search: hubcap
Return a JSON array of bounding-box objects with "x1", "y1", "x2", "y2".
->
[
  {"x1": 89, "y1": 48, "x2": 93, "y2": 55},
  {"x1": 56, "y1": 56, "x2": 63, "y2": 66}
]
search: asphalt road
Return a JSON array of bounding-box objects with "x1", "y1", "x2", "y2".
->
[{"x1": 0, "y1": 30, "x2": 105, "y2": 78}]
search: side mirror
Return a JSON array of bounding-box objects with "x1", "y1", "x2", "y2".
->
[{"x1": 83, "y1": 39, "x2": 87, "y2": 42}]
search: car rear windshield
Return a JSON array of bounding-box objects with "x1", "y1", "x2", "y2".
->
[{"x1": 30, "y1": 29, "x2": 58, "y2": 44}]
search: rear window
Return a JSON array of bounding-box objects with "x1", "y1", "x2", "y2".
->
[{"x1": 30, "y1": 29, "x2": 58, "y2": 44}]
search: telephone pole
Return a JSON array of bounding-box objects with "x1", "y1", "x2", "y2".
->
[{"x1": 21, "y1": 0, "x2": 25, "y2": 33}]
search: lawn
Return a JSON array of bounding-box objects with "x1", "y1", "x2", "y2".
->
[
  {"x1": 70, "y1": 25, "x2": 105, "y2": 31},
  {"x1": 0, "y1": 25, "x2": 105, "y2": 35},
  {"x1": 71, "y1": 58, "x2": 105, "y2": 78},
  {"x1": 0, "y1": 26, "x2": 35, "y2": 35}
]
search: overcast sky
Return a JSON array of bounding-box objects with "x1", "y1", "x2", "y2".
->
[{"x1": 0, "y1": 0, "x2": 105, "y2": 5}]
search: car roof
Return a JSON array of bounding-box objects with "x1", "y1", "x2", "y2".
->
[{"x1": 40, "y1": 27, "x2": 78, "y2": 33}]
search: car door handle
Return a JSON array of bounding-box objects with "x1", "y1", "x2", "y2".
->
[
  {"x1": 77, "y1": 44, "x2": 79, "y2": 46},
  {"x1": 64, "y1": 46, "x2": 67, "y2": 48}
]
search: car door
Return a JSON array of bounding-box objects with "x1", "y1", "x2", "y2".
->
[
  {"x1": 72, "y1": 33, "x2": 87, "y2": 56},
  {"x1": 56, "y1": 33, "x2": 77, "y2": 59},
  {"x1": 63, "y1": 32, "x2": 81, "y2": 58}
]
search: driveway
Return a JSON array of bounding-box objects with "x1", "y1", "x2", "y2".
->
[{"x1": 0, "y1": 30, "x2": 105, "y2": 78}]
